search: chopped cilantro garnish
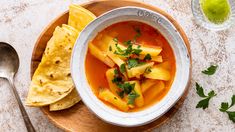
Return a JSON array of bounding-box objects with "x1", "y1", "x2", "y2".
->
[
  {"x1": 117, "y1": 91, "x2": 124, "y2": 98},
  {"x1": 127, "y1": 91, "x2": 139, "y2": 105},
  {"x1": 120, "y1": 63, "x2": 126, "y2": 73},
  {"x1": 132, "y1": 47, "x2": 142, "y2": 56},
  {"x1": 117, "y1": 82, "x2": 135, "y2": 94},
  {"x1": 113, "y1": 38, "x2": 142, "y2": 57},
  {"x1": 144, "y1": 54, "x2": 152, "y2": 61},
  {"x1": 127, "y1": 59, "x2": 139, "y2": 69},
  {"x1": 123, "y1": 40, "x2": 132, "y2": 45},
  {"x1": 114, "y1": 69, "x2": 118, "y2": 75}
]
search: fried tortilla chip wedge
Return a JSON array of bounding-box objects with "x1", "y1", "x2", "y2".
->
[
  {"x1": 68, "y1": 4, "x2": 96, "y2": 31},
  {"x1": 26, "y1": 25, "x2": 78, "y2": 106},
  {"x1": 49, "y1": 88, "x2": 81, "y2": 111}
]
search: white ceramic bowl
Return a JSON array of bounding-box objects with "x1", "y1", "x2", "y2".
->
[{"x1": 71, "y1": 7, "x2": 190, "y2": 127}]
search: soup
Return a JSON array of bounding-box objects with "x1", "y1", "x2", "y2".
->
[{"x1": 85, "y1": 21, "x2": 176, "y2": 112}]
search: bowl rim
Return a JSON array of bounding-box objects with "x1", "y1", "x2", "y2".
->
[{"x1": 71, "y1": 6, "x2": 190, "y2": 127}]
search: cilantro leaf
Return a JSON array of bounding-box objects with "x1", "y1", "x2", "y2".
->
[
  {"x1": 208, "y1": 90, "x2": 216, "y2": 97},
  {"x1": 219, "y1": 95, "x2": 235, "y2": 122},
  {"x1": 230, "y1": 95, "x2": 235, "y2": 107},
  {"x1": 127, "y1": 91, "x2": 139, "y2": 105},
  {"x1": 196, "y1": 98, "x2": 210, "y2": 109},
  {"x1": 132, "y1": 48, "x2": 142, "y2": 56},
  {"x1": 220, "y1": 102, "x2": 229, "y2": 112},
  {"x1": 117, "y1": 82, "x2": 135, "y2": 94},
  {"x1": 123, "y1": 40, "x2": 132, "y2": 45},
  {"x1": 120, "y1": 63, "x2": 126, "y2": 73},
  {"x1": 227, "y1": 111, "x2": 235, "y2": 123},
  {"x1": 127, "y1": 59, "x2": 139, "y2": 69},
  {"x1": 196, "y1": 82, "x2": 207, "y2": 97},
  {"x1": 202, "y1": 65, "x2": 218, "y2": 75},
  {"x1": 144, "y1": 54, "x2": 152, "y2": 61},
  {"x1": 117, "y1": 91, "x2": 124, "y2": 98},
  {"x1": 195, "y1": 82, "x2": 216, "y2": 109},
  {"x1": 114, "y1": 69, "x2": 118, "y2": 75}
]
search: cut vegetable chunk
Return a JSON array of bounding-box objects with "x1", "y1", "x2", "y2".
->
[
  {"x1": 144, "y1": 81, "x2": 165, "y2": 103},
  {"x1": 106, "y1": 68, "x2": 120, "y2": 95},
  {"x1": 141, "y1": 79, "x2": 158, "y2": 93},
  {"x1": 97, "y1": 34, "x2": 113, "y2": 51},
  {"x1": 127, "y1": 62, "x2": 154, "y2": 78},
  {"x1": 99, "y1": 89, "x2": 129, "y2": 112},
  {"x1": 144, "y1": 66, "x2": 170, "y2": 81},
  {"x1": 156, "y1": 61, "x2": 171, "y2": 70},
  {"x1": 88, "y1": 43, "x2": 115, "y2": 67}
]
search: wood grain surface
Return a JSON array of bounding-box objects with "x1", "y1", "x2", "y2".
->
[{"x1": 30, "y1": 0, "x2": 191, "y2": 131}]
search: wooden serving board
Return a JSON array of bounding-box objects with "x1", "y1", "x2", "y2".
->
[{"x1": 30, "y1": 0, "x2": 191, "y2": 131}]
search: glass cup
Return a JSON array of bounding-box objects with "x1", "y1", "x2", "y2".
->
[{"x1": 191, "y1": 0, "x2": 235, "y2": 31}]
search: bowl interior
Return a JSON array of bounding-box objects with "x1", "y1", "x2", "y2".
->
[{"x1": 71, "y1": 6, "x2": 190, "y2": 127}]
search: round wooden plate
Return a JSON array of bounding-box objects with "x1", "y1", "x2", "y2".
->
[{"x1": 30, "y1": 0, "x2": 191, "y2": 131}]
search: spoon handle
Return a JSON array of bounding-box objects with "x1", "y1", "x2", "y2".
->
[{"x1": 8, "y1": 76, "x2": 35, "y2": 132}]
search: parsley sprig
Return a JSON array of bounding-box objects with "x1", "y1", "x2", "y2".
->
[
  {"x1": 195, "y1": 82, "x2": 216, "y2": 109},
  {"x1": 219, "y1": 95, "x2": 235, "y2": 122},
  {"x1": 127, "y1": 91, "x2": 139, "y2": 105},
  {"x1": 202, "y1": 65, "x2": 218, "y2": 75}
]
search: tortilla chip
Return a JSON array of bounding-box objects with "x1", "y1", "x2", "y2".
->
[
  {"x1": 49, "y1": 89, "x2": 81, "y2": 111},
  {"x1": 26, "y1": 25, "x2": 79, "y2": 106},
  {"x1": 68, "y1": 5, "x2": 96, "y2": 31}
]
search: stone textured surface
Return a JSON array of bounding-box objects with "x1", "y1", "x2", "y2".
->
[{"x1": 0, "y1": 0, "x2": 234, "y2": 131}]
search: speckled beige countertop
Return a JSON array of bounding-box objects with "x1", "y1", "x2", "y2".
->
[{"x1": 0, "y1": 0, "x2": 234, "y2": 132}]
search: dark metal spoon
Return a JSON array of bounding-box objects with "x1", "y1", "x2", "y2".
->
[{"x1": 0, "y1": 42, "x2": 35, "y2": 132}]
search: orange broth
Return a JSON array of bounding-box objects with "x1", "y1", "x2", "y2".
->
[{"x1": 85, "y1": 21, "x2": 176, "y2": 112}]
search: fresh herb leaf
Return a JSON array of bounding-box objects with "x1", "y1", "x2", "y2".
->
[
  {"x1": 114, "y1": 69, "x2": 118, "y2": 75},
  {"x1": 231, "y1": 95, "x2": 235, "y2": 107},
  {"x1": 219, "y1": 95, "x2": 235, "y2": 122},
  {"x1": 123, "y1": 40, "x2": 132, "y2": 45},
  {"x1": 195, "y1": 82, "x2": 216, "y2": 109},
  {"x1": 144, "y1": 54, "x2": 152, "y2": 61},
  {"x1": 227, "y1": 111, "x2": 235, "y2": 123},
  {"x1": 196, "y1": 98, "x2": 210, "y2": 109},
  {"x1": 202, "y1": 65, "x2": 218, "y2": 75},
  {"x1": 220, "y1": 102, "x2": 229, "y2": 112},
  {"x1": 120, "y1": 63, "x2": 126, "y2": 73},
  {"x1": 118, "y1": 82, "x2": 135, "y2": 94},
  {"x1": 196, "y1": 82, "x2": 207, "y2": 97},
  {"x1": 127, "y1": 59, "x2": 139, "y2": 69},
  {"x1": 115, "y1": 44, "x2": 124, "y2": 53},
  {"x1": 112, "y1": 76, "x2": 123, "y2": 85},
  {"x1": 127, "y1": 91, "x2": 139, "y2": 105},
  {"x1": 109, "y1": 46, "x2": 112, "y2": 51},
  {"x1": 132, "y1": 47, "x2": 142, "y2": 56},
  {"x1": 114, "y1": 44, "x2": 132, "y2": 57},
  {"x1": 117, "y1": 91, "x2": 124, "y2": 98}
]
